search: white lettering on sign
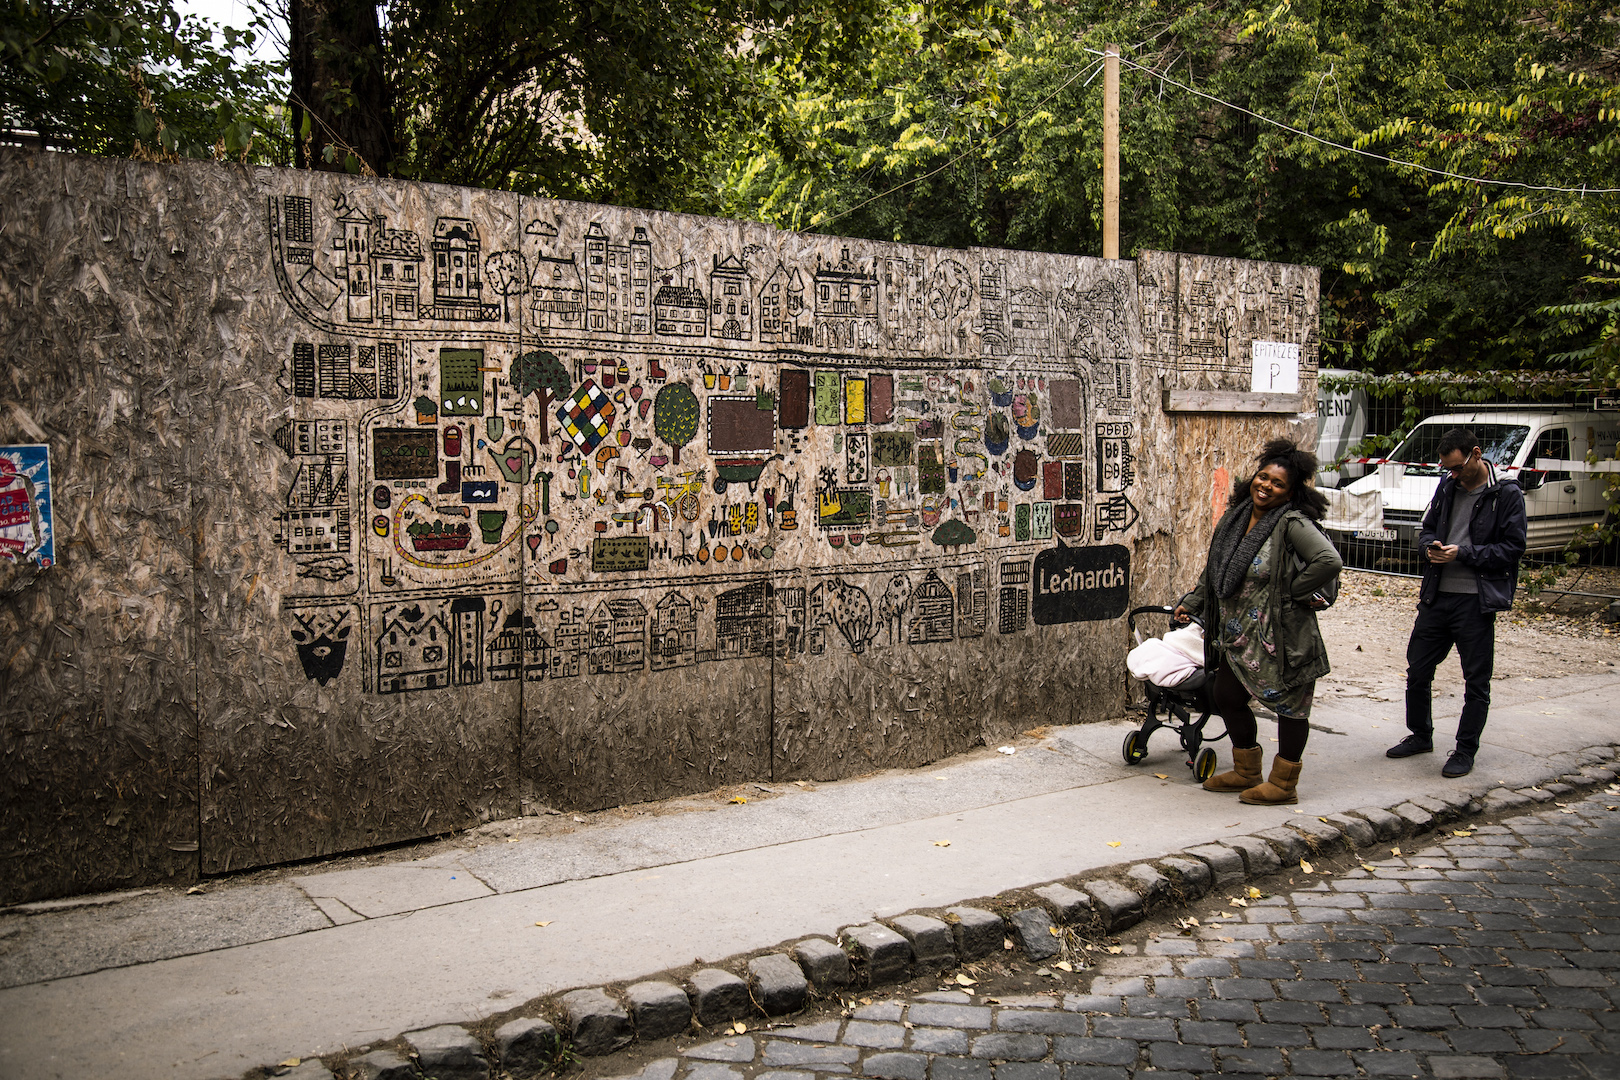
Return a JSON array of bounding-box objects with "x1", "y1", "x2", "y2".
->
[
  {"x1": 1038, "y1": 561, "x2": 1126, "y2": 594},
  {"x1": 1251, "y1": 341, "x2": 1300, "y2": 394}
]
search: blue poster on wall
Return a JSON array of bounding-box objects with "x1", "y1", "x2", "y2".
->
[{"x1": 0, "y1": 444, "x2": 54, "y2": 569}]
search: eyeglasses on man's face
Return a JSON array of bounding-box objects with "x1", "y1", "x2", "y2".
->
[{"x1": 1438, "y1": 450, "x2": 1477, "y2": 475}]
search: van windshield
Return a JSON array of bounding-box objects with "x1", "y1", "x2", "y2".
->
[{"x1": 1393, "y1": 424, "x2": 1530, "y2": 477}]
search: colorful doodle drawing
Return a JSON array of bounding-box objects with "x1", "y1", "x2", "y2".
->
[
  {"x1": 557, "y1": 379, "x2": 616, "y2": 452},
  {"x1": 651, "y1": 592, "x2": 698, "y2": 670},
  {"x1": 257, "y1": 184, "x2": 1320, "y2": 704},
  {"x1": 392, "y1": 493, "x2": 525, "y2": 569},
  {"x1": 589, "y1": 598, "x2": 647, "y2": 673},
  {"x1": 876, "y1": 573, "x2": 910, "y2": 646},
  {"x1": 998, "y1": 558, "x2": 1031, "y2": 634},
  {"x1": 289, "y1": 607, "x2": 352, "y2": 685},
  {"x1": 907, "y1": 570, "x2": 955, "y2": 644},
  {"x1": 815, "y1": 577, "x2": 872, "y2": 654},
  {"x1": 0, "y1": 445, "x2": 53, "y2": 568}
]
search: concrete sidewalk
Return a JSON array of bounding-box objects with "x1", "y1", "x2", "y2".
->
[{"x1": 1, "y1": 666, "x2": 1616, "y2": 1080}]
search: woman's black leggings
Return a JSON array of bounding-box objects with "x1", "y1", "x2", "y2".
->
[{"x1": 1212, "y1": 656, "x2": 1310, "y2": 762}]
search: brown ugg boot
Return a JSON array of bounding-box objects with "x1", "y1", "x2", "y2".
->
[
  {"x1": 1202, "y1": 745, "x2": 1264, "y2": 792},
  {"x1": 1240, "y1": 756, "x2": 1302, "y2": 805}
]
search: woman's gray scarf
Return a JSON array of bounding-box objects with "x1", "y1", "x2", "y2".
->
[{"x1": 1209, "y1": 497, "x2": 1289, "y2": 599}]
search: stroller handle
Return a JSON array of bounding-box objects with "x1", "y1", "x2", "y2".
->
[{"x1": 1127, "y1": 604, "x2": 1204, "y2": 639}]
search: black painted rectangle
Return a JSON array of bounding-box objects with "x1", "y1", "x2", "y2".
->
[{"x1": 1031, "y1": 543, "x2": 1130, "y2": 625}]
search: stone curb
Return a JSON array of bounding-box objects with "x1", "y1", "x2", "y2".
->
[{"x1": 254, "y1": 743, "x2": 1620, "y2": 1080}]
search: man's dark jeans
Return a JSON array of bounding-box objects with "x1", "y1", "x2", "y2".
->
[{"x1": 1405, "y1": 591, "x2": 1497, "y2": 755}]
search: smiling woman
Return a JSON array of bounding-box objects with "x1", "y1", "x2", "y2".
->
[{"x1": 1173, "y1": 438, "x2": 1342, "y2": 807}]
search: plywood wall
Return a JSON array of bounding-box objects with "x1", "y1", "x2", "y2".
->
[{"x1": 0, "y1": 149, "x2": 1319, "y2": 902}]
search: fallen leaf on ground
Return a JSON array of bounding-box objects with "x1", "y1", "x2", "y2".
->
[
  {"x1": 733, "y1": 1022, "x2": 748, "y2": 1035},
  {"x1": 1453, "y1": 830, "x2": 1473, "y2": 837},
  {"x1": 1216, "y1": 936, "x2": 1234, "y2": 943},
  {"x1": 1055, "y1": 961, "x2": 1073, "y2": 972},
  {"x1": 1106, "y1": 841, "x2": 1122, "y2": 848},
  {"x1": 534, "y1": 920, "x2": 552, "y2": 927},
  {"x1": 1004, "y1": 939, "x2": 1015, "y2": 950},
  {"x1": 506, "y1": 837, "x2": 521, "y2": 843},
  {"x1": 1247, "y1": 886, "x2": 1262, "y2": 898},
  {"x1": 1230, "y1": 897, "x2": 1248, "y2": 908},
  {"x1": 1300, "y1": 859, "x2": 1314, "y2": 873},
  {"x1": 279, "y1": 1061, "x2": 301, "y2": 1069},
  {"x1": 730, "y1": 796, "x2": 748, "y2": 804},
  {"x1": 1154, "y1": 774, "x2": 1169, "y2": 780},
  {"x1": 1106, "y1": 946, "x2": 1123, "y2": 954},
  {"x1": 934, "y1": 840, "x2": 951, "y2": 847},
  {"x1": 956, "y1": 974, "x2": 977, "y2": 986},
  {"x1": 1362, "y1": 864, "x2": 1378, "y2": 872},
  {"x1": 1391, "y1": 847, "x2": 1402, "y2": 856},
  {"x1": 997, "y1": 746, "x2": 1016, "y2": 755}
]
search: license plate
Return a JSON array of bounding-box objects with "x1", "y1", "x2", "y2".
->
[{"x1": 1355, "y1": 527, "x2": 1397, "y2": 541}]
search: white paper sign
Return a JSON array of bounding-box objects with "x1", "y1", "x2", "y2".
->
[{"x1": 1251, "y1": 341, "x2": 1300, "y2": 394}]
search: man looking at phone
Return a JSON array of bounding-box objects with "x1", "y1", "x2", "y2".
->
[{"x1": 1387, "y1": 428, "x2": 1528, "y2": 777}]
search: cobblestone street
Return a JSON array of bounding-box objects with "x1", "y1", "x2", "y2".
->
[{"x1": 620, "y1": 784, "x2": 1620, "y2": 1080}]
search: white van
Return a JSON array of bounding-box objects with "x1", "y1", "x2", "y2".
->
[{"x1": 1323, "y1": 409, "x2": 1619, "y2": 555}]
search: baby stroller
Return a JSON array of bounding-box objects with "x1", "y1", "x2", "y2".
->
[{"x1": 1122, "y1": 605, "x2": 1226, "y2": 782}]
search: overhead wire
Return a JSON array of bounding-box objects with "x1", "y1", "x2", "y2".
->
[
  {"x1": 1086, "y1": 46, "x2": 1620, "y2": 196},
  {"x1": 804, "y1": 39, "x2": 1620, "y2": 228}
]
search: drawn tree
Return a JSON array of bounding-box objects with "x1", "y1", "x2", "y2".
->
[
  {"x1": 654, "y1": 382, "x2": 699, "y2": 465},
  {"x1": 511, "y1": 349, "x2": 572, "y2": 444},
  {"x1": 485, "y1": 250, "x2": 527, "y2": 322}
]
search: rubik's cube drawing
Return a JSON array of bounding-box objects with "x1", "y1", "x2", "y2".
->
[{"x1": 556, "y1": 380, "x2": 616, "y2": 452}]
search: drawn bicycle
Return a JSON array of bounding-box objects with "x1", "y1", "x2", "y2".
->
[{"x1": 656, "y1": 469, "x2": 706, "y2": 525}]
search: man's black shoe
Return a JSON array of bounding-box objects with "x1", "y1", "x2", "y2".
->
[
  {"x1": 1442, "y1": 751, "x2": 1475, "y2": 778},
  {"x1": 1386, "y1": 735, "x2": 1434, "y2": 758}
]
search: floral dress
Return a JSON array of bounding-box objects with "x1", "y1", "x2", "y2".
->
[{"x1": 1215, "y1": 536, "x2": 1316, "y2": 719}]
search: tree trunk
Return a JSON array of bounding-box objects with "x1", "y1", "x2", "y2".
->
[{"x1": 288, "y1": 0, "x2": 397, "y2": 175}]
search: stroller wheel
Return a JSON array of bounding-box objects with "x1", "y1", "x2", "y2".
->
[
  {"x1": 1122, "y1": 730, "x2": 1149, "y2": 765},
  {"x1": 1193, "y1": 746, "x2": 1218, "y2": 782}
]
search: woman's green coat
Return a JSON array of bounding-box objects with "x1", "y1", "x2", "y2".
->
[{"x1": 1178, "y1": 507, "x2": 1343, "y2": 691}]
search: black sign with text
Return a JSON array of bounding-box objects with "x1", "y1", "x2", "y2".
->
[{"x1": 1031, "y1": 542, "x2": 1130, "y2": 625}]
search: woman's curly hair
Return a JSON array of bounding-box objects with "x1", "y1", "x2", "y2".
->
[{"x1": 1229, "y1": 436, "x2": 1329, "y2": 520}]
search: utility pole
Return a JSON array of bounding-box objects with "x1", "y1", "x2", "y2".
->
[{"x1": 1102, "y1": 44, "x2": 1120, "y2": 260}]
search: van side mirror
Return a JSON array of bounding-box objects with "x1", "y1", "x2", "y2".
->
[{"x1": 1517, "y1": 469, "x2": 1545, "y2": 491}]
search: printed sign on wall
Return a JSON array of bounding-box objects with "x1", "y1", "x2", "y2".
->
[{"x1": 0, "y1": 444, "x2": 53, "y2": 568}]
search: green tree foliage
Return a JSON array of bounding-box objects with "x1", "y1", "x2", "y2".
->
[
  {"x1": 0, "y1": 0, "x2": 287, "y2": 160},
  {"x1": 369, "y1": 0, "x2": 885, "y2": 209},
  {"x1": 716, "y1": 0, "x2": 1618, "y2": 377}
]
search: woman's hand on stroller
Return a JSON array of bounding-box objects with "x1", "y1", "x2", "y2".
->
[{"x1": 1171, "y1": 605, "x2": 1192, "y2": 625}]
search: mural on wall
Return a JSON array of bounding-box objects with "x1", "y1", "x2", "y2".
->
[{"x1": 269, "y1": 189, "x2": 1316, "y2": 693}]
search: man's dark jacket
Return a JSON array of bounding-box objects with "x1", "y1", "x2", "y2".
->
[{"x1": 1415, "y1": 465, "x2": 1528, "y2": 613}]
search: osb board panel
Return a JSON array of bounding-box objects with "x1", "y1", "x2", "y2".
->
[
  {"x1": 522, "y1": 635, "x2": 771, "y2": 811},
  {"x1": 1164, "y1": 253, "x2": 1319, "y2": 394},
  {"x1": 0, "y1": 149, "x2": 1322, "y2": 895},
  {"x1": 0, "y1": 153, "x2": 202, "y2": 904},
  {"x1": 194, "y1": 171, "x2": 522, "y2": 873},
  {"x1": 1167, "y1": 412, "x2": 1320, "y2": 604}
]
